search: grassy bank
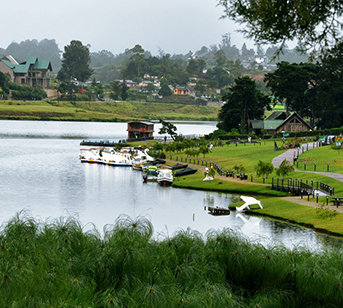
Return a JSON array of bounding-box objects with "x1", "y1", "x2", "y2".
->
[
  {"x1": 139, "y1": 138, "x2": 343, "y2": 236},
  {"x1": 2, "y1": 213, "x2": 343, "y2": 307},
  {"x1": 0, "y1": 100, "x2": 219, "y2": 122},
  {"x1": 173, "y1": 171, "x2": 343, "y2": 236}
]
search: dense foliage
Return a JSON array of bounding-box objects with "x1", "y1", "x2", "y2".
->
[
  {"x1": 217, "y1": 0, "x2": 343, "y2": 54},
  {"x1": 218, "y1": 76, "x2": 270, "y2": 133},
  {"x1": 9, "y1": 82, "x2": 47, "y2": 100},
  {"x1": 57, "y1": 40, "x2": 93, "y2": 83},
  {"x1": 1, "y1": 213, "x2": 343, "y2": 307}
]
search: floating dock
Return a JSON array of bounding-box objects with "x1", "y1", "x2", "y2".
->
[
  {"x1": 207, "y1": 206, "x2": 230, "y2": 216},
  {"x1": 80, "y1": 140, "x2": 124, "y2": 147}
]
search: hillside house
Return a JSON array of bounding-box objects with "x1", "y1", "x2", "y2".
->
[
  {"x1": 0, "y1": 55, "x2": 52, "y2": 88},
  {"x1": 173, "y1": 85, "x2": 189, "y2": 95},
  {"x1": 249, "y1": 112, "x2": 312, "y2": 136}
]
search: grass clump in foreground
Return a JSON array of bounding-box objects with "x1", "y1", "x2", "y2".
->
[{"x1": 2, "y1": 212, "x2": 343, "y2": 307}]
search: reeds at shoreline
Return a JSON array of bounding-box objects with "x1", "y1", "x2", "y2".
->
[{"x1": 0, "y1": 211, "x2": 342, "y2": 307}]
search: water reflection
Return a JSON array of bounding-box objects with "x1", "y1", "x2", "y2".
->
[{"x1": 0, "y1": 120, "x2": 341, "y2": 251}]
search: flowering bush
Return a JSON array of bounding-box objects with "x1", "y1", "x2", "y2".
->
[
  {"x1": 331, "y1": 134, "x2": 343, "y2": 149},
  {"x1": 285, "y1": 137, "x2": 302, "y2": 148}
]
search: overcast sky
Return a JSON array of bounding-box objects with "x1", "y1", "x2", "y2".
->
[{"x1": 2, "y1": 0, "x2": 255, "y2": 55}]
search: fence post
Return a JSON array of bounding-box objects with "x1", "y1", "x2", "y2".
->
[
  {"x1": 251, "y1": 174, "x2": 253, "y2": 182},
  {"x1": 327, "y1": 163, "x2": 330, "y2": 172},
  {"x1": 314, "y1": 162, "x2": 316, "y2": 171},
  {"x1": 263, "y1": 175, "x2": 265, "y2": 184},
  {"x1": 304, "y1": 161, "x2": 306, "y2": 170},
  {"x1": 170, "y1": 154, "x2": 172, "y2": 160}
]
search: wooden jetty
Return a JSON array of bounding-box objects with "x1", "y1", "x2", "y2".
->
[
  {"x1": 80, "y1": 140, "x2": 122, "y2": 147},
  {"x1": 207, "y1": 206, "x2": 230, "y2": 216}
]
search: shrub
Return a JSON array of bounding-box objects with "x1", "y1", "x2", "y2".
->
[
  {"x1": 233, "y1": 164, "x2": 246, "y2": 173},
  {"x1": 254, "y1": 160, "x2": 274, "y2": 178},
  {"x1": 275, "y1": 159, "x2": 294, "y2": 177}
]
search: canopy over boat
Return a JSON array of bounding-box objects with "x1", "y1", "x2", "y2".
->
[
  {"x1": 170, "y1": 163, "x2": 188, "y2": 170},
  {"x1": 174, "y1": 167, "x2": 197, "y2": 177}
]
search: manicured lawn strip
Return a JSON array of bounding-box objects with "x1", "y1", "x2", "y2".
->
[
  {"x1": 230, "y1": 197, "x2": 343, "y2": 236},
  {"x1": 205, "y1": 142, "x2": 287, "y2": 172},
  {"x1": 172, "y1": 171, "x2": 288, "y2": 196},
  {"x1": 298, "y1": 145, "x2": 343, "y2": 173},
  {"x1": 170, "y1": 161, "x2": 343, "y2": 236},
  {"x1": 166, "y1": 140, "x2": 343, "y2": 195}
]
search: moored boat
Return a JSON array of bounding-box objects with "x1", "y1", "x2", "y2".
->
[
  {"x1": 79, "y1": 148, "x2": 103, "y2": 164},
  {"x1": 131, "y1": 149, "x2": 154, "y2": 171},
  {"x1": 101, "y1": 149, "x2": 132, "y2": 167},
  {"x1": 157, "y1": 169, "x2": 174, "y2": 186},
  {"x1": 146, "y1": 165, "x2": 159, "y2": 175}
]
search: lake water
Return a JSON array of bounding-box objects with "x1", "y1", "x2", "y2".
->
[{"x1": 0, "y1": 120, "x2": 341, "y2": 251}]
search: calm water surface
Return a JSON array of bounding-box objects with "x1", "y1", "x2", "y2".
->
[{"x1": 0, "y1": 120, "x2": 341, "y2": 251}]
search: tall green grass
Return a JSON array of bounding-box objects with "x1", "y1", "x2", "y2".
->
[{"x1": 1, "y1": 212, "x2": 343, "y2": 307}]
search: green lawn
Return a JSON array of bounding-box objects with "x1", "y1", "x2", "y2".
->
[
  {"x1": 0, "y1": 100, "x2": 220, "y2": 122},
  {"x1": 147, "y1": 137, "x2": 343, "y2": 235},
  {"x1": 167, "y1": 140, "x2": 343, "y2": 193}
]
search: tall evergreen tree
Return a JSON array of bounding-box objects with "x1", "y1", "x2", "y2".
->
[
  {"x1": 218, "y1": 76, "x2": 270, "y2": 133},
  {"x1": 57, "y1": 40, "x2": 93, "y2": 83}
]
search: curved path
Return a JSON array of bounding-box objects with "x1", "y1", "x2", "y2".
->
[{"x1": 272, "y1": 142, "x2": 343, "y2": 183}]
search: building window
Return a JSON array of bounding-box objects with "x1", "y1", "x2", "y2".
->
[{"x1": 21, "y1": 78, "x2": 25, "y2": 84}]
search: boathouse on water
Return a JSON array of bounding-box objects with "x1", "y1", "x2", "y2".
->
[{"x1": 127, "y1": 121, "x2": 154, "y2": 140}]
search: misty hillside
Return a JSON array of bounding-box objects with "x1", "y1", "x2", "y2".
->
[{"x1": 0, "y1": 37, "x2": 309, "y2": 83}]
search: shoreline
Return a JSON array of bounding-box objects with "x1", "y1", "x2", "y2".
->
[{"x1": 169, "y1": 160, "x2": 343, "y2": 238}]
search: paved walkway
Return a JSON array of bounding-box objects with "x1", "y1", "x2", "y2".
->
[
  {"x1": 272, "y1": 142, "x2": 318, "y2": 168},
  {"x1": 272, "y1": 142, "x2": 343, "y2": 183}
]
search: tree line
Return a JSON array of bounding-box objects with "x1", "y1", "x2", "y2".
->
[
  {"x1": 216, "y1": 0, "x2": 343, "y2": 132},
  {"x1": 218, "y1": 45, "x2": 343, "y2": 133}
]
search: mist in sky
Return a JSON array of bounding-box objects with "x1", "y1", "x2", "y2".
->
[{"x1": 2, "y1": 0, "x2": 254, "y2": 55}]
